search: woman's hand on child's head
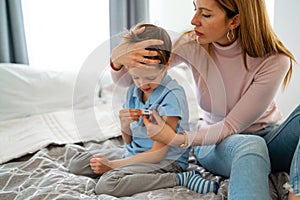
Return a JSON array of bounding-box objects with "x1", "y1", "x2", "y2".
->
[
  {"x1": 90, "y1": 154, "x2": 112, "y2": 174},
  {"x1": 111, "y1": 27, "x2": 164, "y2": 70},
  {"x1": 142, "y1": 110, "x2": 176, "y2": 145}
]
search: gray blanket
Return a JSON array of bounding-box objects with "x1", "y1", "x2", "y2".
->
[{"x1": 0, "y1": 137, "x2": 288, "y2": 200}]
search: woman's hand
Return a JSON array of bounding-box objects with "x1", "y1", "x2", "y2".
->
[
  {"x1": 142, "y1": 110, "x2": 177, "y2": 146},
  {"x1": 90, "y1": 154, "x2": 112, "y2": 174},
  {"x1": 111, "y1": 26, "x2": 164, "y2": 70}
]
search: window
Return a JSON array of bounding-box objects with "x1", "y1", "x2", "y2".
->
[{"x1": 22, "y1": 0, "x2": 109, "y2": 71}]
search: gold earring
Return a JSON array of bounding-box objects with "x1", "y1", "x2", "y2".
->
[{"x1": 226, "y1": 29, "x2": 235, "y2": 42}]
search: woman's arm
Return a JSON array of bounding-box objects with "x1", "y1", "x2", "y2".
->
[
  {"x1": 187, "y1": 54, "x2": 291, "y2": 146},
  {"x1": 144, "y1": 55, "x2": 290, "y2": 146},
  {"x1": 110, "y1": 27, "x2": 197, "y2": 86}
]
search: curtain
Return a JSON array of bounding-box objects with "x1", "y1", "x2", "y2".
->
[
  {"x1": 109, "y1": 0, "x2": 149, "y2": 50},
  {"x1": 0, "y1": 0, "x2": 28, "y2": 64}
]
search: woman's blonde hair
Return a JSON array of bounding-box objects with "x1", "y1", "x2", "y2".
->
[{"x1": 217, "y1": 0, "x2": 295, "y2": 89}]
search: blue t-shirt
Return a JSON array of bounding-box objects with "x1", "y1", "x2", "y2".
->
[{"x1": 123, "y1": 74, "x2": 190, "y2": 170}]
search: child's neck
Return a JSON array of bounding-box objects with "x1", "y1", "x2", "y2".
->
[{"x1": 142, "y1": 92, "x2": 150, "y2": 104}]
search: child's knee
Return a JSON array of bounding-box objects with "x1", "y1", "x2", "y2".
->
[
  {"x1": 69, "y1": 157, "x2": 82, "y2": 174},
  {"x1": 95, "y1": 172, "x2": 128, "y2": 197},
  {"x1": 95, "y1": 173, "x2": 117, "y2": 196},
  {"x1": 69, "y1": 154, "x2": 92, "y2": 176}
]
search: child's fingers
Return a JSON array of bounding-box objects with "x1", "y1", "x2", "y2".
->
[
  {"x1": 129, "y1": 109, "x2": 142, "y2": 116},
  {"x1": 93, "y1": 154, "x2": 105, "y2": 158},
  {"x1": 119, "y1": 109, "x2": 141, "y2": 121}
]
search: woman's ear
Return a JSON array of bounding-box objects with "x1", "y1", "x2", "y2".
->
[{"x1": 230, "y1": 14, "x2": 240, "y2": 29}]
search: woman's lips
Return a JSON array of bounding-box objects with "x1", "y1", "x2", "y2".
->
[{"x1": 194, "y1": 30, "x2": 204, "y2": 37}]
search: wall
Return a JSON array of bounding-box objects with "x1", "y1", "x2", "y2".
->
[
  {"x1": 274, "y1": 0, "x2": 300, "y2": 118},
  {"x1": 149, "y1": 0, "x2": 194, "y2": 34}
]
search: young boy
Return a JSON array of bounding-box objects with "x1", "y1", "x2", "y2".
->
[{"x1": 69, "y1": 24, "x2": 218, "y2": 197}]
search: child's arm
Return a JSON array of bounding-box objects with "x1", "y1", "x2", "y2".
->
[
  {"x1": 90, "y1": 116, "x2": 178, "y2": 174},
  {"x1": 121, "y1": 130, "x2": 132, "y2": 144},
  {"x1": 119, "y1": 109, "x2": 141, "y2": 144}
]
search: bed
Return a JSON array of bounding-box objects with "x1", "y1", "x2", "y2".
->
[{"x1": 0, "y1": 63, "x2": 288, "y2": 199}]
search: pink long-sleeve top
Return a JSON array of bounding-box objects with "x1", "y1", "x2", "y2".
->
[{"x1": 111, "y1": 36, "x2": 290, "y2": 146}]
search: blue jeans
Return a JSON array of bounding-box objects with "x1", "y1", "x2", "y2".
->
[{"x1": 195, "y1": 105, "x2": 300, "y2": 200}]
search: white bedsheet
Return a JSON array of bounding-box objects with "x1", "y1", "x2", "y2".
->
[{"x1": 0, "y1": 101, "x2": 122, "y2": 164}]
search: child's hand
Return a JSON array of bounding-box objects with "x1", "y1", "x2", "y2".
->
[
  {"x1": 90, "y1": 154, "x2": 112, "y2": 174},
  {"x1": 119, "y1": 109, "x2": 142, "y2": 134}
]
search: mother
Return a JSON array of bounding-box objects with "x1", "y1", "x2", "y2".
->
[{"x1": 110, "y1": 0, "x2": 300, "y2": 199}]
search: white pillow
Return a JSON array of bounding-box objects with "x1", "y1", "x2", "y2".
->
[{"x1": 0, "y1": 63, "x2": 100, "y2": 122}]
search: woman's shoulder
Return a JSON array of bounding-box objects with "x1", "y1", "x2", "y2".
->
[
  {"x1": 173, "y1": 30, "x2": 197, "y2": 47},
  {"x1": 247, "y1": 52, "x2": 290, "y2": 72},
  {"x1": 174, "y1": 30, "x2": 208, "y2": 48},
  {"x1": 268, "y1": 53, "x2": 290, "y2": 64},
  {"x1": 171, "y1": 31, "x2": 208, "y2": 67}
]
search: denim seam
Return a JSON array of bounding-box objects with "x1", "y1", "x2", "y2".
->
[
  {"x1": 266, "y1": 113, "x2": 300, "y2": 144},
  {"x1": 292, "y1": 151, "x2": 299, "y2": 194}
]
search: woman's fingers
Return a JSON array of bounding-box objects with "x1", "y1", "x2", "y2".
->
[
  {"x1": 142, "y1": 115, "x2": 151, "y2": 126},
  {"x1": 132, "y1": 26, "x2": 145, "y2": 35},
  {"x1": 131, "y1": 39, "x2": 164, "y2": 64},
  {"x1": 151, "y1": 110, "x2": 166, "y2": 126},
  {"x1": 131, "y1": 26, "x2": 164, "y2": 47},
  {"x1": 138, "y1": 39, "x2": 164, "y2": 49},
  {"x1": 142, "y1": 110, "x2": 166, "y2": 139},
  {"x1": 111, "y1": 38, "x2": 164, "y2": 69},
  {"x1": 142, "y1": 110, "x2": 165, "y2": 126}
]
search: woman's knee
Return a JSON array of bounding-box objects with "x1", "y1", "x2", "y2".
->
[
  {"x1": 233, "y1": 135, "x2": 270, "y2": 164},
  {"x1": 195, "y1": 135, "x2": 270, "y2": 174}
]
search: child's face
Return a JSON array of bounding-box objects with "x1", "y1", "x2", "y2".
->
[{"x1": 128, "y1": 67, "x2": 166, "y2": 95}]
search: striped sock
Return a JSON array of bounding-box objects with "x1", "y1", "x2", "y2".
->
[
  {"x1": 176, "y1": 170, "x2": 200, "y2": 186},
  {"x1": 186, "y1": 174, "x2": 219, "y2": 194}
]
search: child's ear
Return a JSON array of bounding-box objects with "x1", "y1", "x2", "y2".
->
[{"x1": 164, "y1": 58, "x2": 171, "y2": 71}]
